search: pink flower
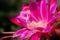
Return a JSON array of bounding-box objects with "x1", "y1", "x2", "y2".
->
[{"x1": 10, "y1": 0, "x2": 60, "y2": 40}]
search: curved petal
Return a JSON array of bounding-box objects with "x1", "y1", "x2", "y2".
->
[
  {"x1": 13, "y1": 28, "x2": 26, "y2": 38},
  {"x1": 9, "y1": 8, "x2": 31, "y2": 27},
  {"x1": 48, "y1": 11, "x2": 60, "y2": 24},
  {"x1": 20, "y1": 30, "x2": 37, "y2": 39},
  {"x1": 29, "y1": 2, "x2": 41, "y2": 21},
  {"x1": 29, "y1": 33, "x2": 40, "y2": 40},
  {"x1": 48, "y1": 16, "x2": 56, "y2": 24},
  {"x1": 13, "y1": 27, "x2": 37, "y2": 39},
  {"x1": 50, "y1": 0, "x2": 57, "y2": 14},
  {"x1": 15, "y1": 10, "x2": 31, "y2": 27},
  {"x1": 40, "y1": 0, "x2": 48, "y2": 21},
  {"x1": 18, "y1": 11, "x2": 29, "y2": 23},
  {"x1": 22, "y1": 5, "x2": 39, "y2": 22},
  {"x1": 10, "y1": 17, "x2": 25, "y2": 27}
]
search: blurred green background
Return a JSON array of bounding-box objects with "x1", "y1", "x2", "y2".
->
[{"x1": 0, "y1": 0, "x2": 60, "y2": 40}]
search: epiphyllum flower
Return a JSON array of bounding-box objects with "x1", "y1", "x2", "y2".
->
[{"x1": 10, "y1": 0, "x2": 60, "y2": 40}]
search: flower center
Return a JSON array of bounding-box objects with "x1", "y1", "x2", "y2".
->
[{"x1": 27, "y1": 21, "x2": 47, "y2": 29}]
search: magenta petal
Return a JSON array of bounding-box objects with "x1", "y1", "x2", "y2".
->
[
  {"x1": 40, "y1": 0, "x2": 48, "y2": 21},
  {"x1": 50, "y1": 0, "x2": 57, "y2": 14},
  {"x1": 48, "y1": 16, "x2": 56, "y2": 24},
  {"x1": 10, "y1": 17, "x2": 25, "y2": 27},
  {"x1": 29, "y1": 33, "x2": 40, "y2": 40},
  {"x1": 20, "y1": 30, "x2": 37, "y2": 39},
  {"x1": 48, "y1": 11, "x2": 60, "y2": 24},
  {"x1": 13, "y1": 28, "x2": 26, "y2": 38},
  {"x1": 29, "y1": 2, "x2": 41, "y2": 21},
  {"x1": 18, "y1": 11, "x2": 29, "y2": 23},
  {"x1": 16, "y1": 11, "x2": 30, "y2": 27},
  {"x1": 42, "y1": 26, "x2": 53, "y2": 32}
]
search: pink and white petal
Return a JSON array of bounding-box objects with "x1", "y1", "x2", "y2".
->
[
  {"x1": 9, "y1": 11, "x2": 30, "y2": 27},
  {"x1": 13, "y1": 28, "x2": 26, "y2": 38},
  {"x1": 20, "y1": 30, "x2": 37, "y2": 39},
  {"x1": 40, "y1": 0, "x2": 48, "y2": 21},
  {"x1": 29, "y1": 33, "x2": 40, "y2": 40},
  {"x1": 50, "y1": 0, "x2": 57, "y2": 14},
  {"x1": 42, "y1": 26, "x2": 53, "y2": 32},
  {"x1": 20, "y1": 6, "x2": 35, "y2": 22},
  {"x1": 20, "y1": 9, "x2": 38, "y2": 22},
  {"x1": 22, "y1": 5, "x2": 39, "y2": 22},
  {"x1": 17, "y1": 11, "x2": 31, "y2": 27}
]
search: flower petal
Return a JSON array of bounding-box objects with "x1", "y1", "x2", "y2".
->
[
  {"x1": 50, "y1": 0, "x2": 57, "y2": 14},
  {"x1": 48, "y1": 11, "x2": 60, "y2": 24},
  {"x1": 16, "y1": 10, "x2": 30, "y2": 27},
  {"x1": 48, "y1": 16, "x2": 56, "y2": 24},
  {"x1": 20, "y1": 30, "x2": 37, "y2": 39},
  {"x1": 10, "y1": 17, "x2": 25, "y2": 27},
  {"x1": 42, "y1": 26, "x2": 53, "y2": 32},
  {"x1": 29, "y1": 2, "x2": 41, "y2": 21},
  {"x1": 29, "y1": 33, "x2": 40, "y2": 40},
  {"x1": 13, "y1": 28, "x2": 26, "y2": 38},
  {"x1": 40, "y1": 0, "x2": 48, "y2": 21}
]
